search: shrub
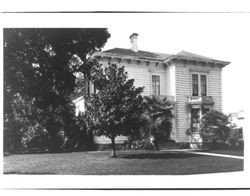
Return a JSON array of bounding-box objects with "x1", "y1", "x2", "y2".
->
[
  {"x1": 71, "y1": 113, "x2": 94, "y2": 151},
  {"x1": 125, "y1": 138, "x2": 154, "y2": 150},
  {"x1": 200, "y1": 110, "x2": 231, "y2": 144},
  {"x1": 227, "y1": 129, "x2": 244, "y2": 148},
  {"x1": 178, "y1": 142, "x2": 190, "y2": 149}
]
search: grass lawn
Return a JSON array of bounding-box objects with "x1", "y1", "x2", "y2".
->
[
  {"x1": 208, "y1": 149, "x2": 244, "y2": 157},
  {"x1": 4, "y1": 150, "x2": 243, "y2": 175}
]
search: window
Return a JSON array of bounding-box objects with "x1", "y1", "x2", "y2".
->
[
  {"x1": 200, "y1": 75, "x2": 207, "y2": 96},
  {"x1": 192, "y1": 73, "x2": 207, "y2": 96},
  {"x1": 192, "y1": 74, "x2": 199, "y2": 96},
  {"x1": 152, "y1": 75, "x2": 160, "y2": 95},
  {"x1": 85, "y1": 80, "x2": 95, "y2": 96}
]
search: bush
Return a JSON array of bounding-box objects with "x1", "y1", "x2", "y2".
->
[
  {"x1": 68, "y1": 113, "x2": 94, "y2": 151},
  {"x1": 94, "y1": 143, "x2": 129, "y2": 151},
  {"x1": 124, "y1": 138, "x2": 154, "y2": 150},
  {"x1": 178, "y1": 142, "x2": 190, "y2": 149},
  {"x1": 227, "y1": 129, "x2": 244, "y2": 148},
  {"x1": 200, "y1": 110, "x2": 231, "y2": 144},
  {"x1": 93, "y1": 138, "x2": 157, "y2": 151}
]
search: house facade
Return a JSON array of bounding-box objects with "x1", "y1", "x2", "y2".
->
[{"x1": 74, "y1": 33, "x2": 230, "y2": 146}]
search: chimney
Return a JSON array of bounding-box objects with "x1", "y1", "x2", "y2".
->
[{"x1": 129, "y1": 33, "x2": 139, "y2": 52}]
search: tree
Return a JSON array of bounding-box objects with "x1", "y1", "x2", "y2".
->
[
  {"x1": 4, "y1": 28, "x2": 110, "y2": 152},
  {"x1": 4, "y1": 93, "x2": 44, "y2": 152},
  {"x1": 200, "y1": 110, "x2": 232, "y2": 144},
  {"x1": 85, "y1": 64, "x2": 144, "y2": 157},
  {"x1": 140, "y1": 95, "x2": 174, "y2": 149}
]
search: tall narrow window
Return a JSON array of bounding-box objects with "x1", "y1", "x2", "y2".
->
[
  {"x1": 85, "y1": 80, "x2": 91, "y2": 96},
  {"x1": 85, "y1": 79, "x2": 96, "y2": 96},
  {"x1": 192, "y1": 74, "x2": 199, "y2": 96},
  {"x1": 200, "y1": 75, "x2": 207, "y2": 96},
  {"x1": 152, "y1": 75, "x2": 160, "y2": 95}
]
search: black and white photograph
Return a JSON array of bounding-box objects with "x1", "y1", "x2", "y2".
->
[{"x1": 0, "y1": 0, "x2": 250, "y2": 192}]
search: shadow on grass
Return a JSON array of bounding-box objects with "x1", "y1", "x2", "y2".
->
[
  {"x1": 4, "y1": 171, "x2": 56, "y2": 175},
  {"x1": 119, "y1": 151, "x2": 203, "y2": 159}
]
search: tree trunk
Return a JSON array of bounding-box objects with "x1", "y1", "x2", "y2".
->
[
  {"x1": 48, "y1": 129, "x2": 58, "y2": 153},
  {"x1": 46, "y1": 121, "x2": 60, "y2": 153},
  {"x1": 110, "y1": 136, "x2": 117, "y2": 158},
  {"x1": 154, "y1": 135, "x2": 159, "y2": 150}
]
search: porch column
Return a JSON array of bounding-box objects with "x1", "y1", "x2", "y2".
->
[{"x1": 199, "y1": 105, "x2": 202, "y2": 130}]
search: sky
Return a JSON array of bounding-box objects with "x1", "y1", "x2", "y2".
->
[
  {"x1": 1, "y1": 13, "x2": 249, "y2": 114},
  {"x1": 98, "y1": 14, "x2": 250, "y2": 114},
  {"x1": 1, "y1": 12, "x2": 249, "y2": 114}
]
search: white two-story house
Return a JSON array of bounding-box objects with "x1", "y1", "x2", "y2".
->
[{"x1": 74, "y1": 33, "x2": 230, "y2": 146}]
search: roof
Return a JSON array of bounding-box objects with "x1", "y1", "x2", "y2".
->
[
  {"x1": 172, "y1": 50, "x2": 229, "y2": 65},
  {"x1": 101, "y1": 48, "x2": 172, "y2": 61},
  {"x1": 98, "y1": 48, "x2": 230, "y2": 66},
  {"x1": 175, "y1": 51, "x2": 220, "y2": 61}
]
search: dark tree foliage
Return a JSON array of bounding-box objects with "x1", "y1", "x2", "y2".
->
[
  {"x1": 200, "y1": 110, "x2": 232, "y2": 144},
  {"x1": 85, "y1": 64, "x2": 144, "y2": 157},
  {"x1": 4, "y1": 28, "x2": 110, "y2": 152}
]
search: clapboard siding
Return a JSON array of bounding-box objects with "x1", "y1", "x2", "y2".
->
[
  {"x1": 166, "y1": 66, "x2": 171, "y2": 95},
  {"x1": 166, "y1": 64, "x2": 176, "y2": 97},
  {"x1": 166, "y1": 64, "x2": 177, "y2": 140},
  {"x1": 174, "y1": 61, "x2": 223, "y2": 142},
  {"x1": 174, "y1": 62, "x2": 190, "y2": 142},
  {"x1": 208, "y1": 68, "x2": 222, "y2": 111},
  {"x1": 79, "y1": 58, "x2": 224, "y2": 144},
  {"x1": 99, "y1": 58, "x2": 168, "y2": 96}
]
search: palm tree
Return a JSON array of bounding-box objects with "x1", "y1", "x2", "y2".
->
[
  {"x1": 140, "y1": 95, "x2": 174, "y2": 149},
  {"x1": 200, "y1": 110, "x2": 232, "y2": 144}
]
